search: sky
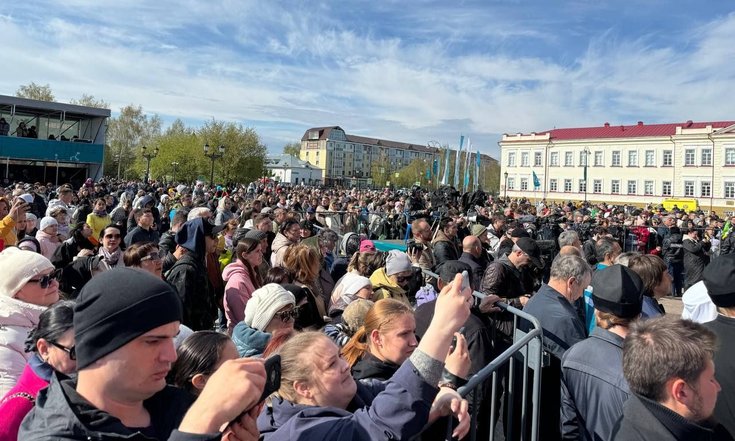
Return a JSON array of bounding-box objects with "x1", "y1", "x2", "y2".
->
[{"x1": 2, "y1": 1, "x2": 734, "y2": 159}]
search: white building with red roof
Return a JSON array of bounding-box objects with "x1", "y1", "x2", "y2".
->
[{"x1": 500, "y1": 120, "x2": 735, "y2": 213}]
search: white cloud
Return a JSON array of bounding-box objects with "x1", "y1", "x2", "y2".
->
[{"x1": 1, "y1": 3, "x2": 733, "y2": 158}]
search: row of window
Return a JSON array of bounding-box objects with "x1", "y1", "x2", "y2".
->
[
  {"x1": 507, "y1": 178, "x2": 735, "y2": 198},
  {"x1": 506, "y1": 147, "x2": 735, "y2": 168}
]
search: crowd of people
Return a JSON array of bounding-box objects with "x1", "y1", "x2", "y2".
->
[{"x1": 0, "y1": 176, "x2": 733, "y2": 441}]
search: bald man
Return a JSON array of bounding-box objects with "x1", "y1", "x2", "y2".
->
[
  {"x1": 459, "y1": 235, "x2": 487, "y2": 291},
  {"x1": 559, "y1": 245, "x2": 583, "y2": 257}
]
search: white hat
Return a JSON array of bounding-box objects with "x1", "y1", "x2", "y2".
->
[
  {"x1": 39, "y1": 216, "x2": 58, "y2": 231},
  {"x1": 0, "y1": 248, "x2": 54, "y2": 297},
  {"x1": 243, "y1": 283, "x2": 295, "y2": 331},
  {"x1": 25, "y1": 213, "x2": 38, "y2": 229}
]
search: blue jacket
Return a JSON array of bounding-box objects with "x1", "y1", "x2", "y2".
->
[
  {"x1": 561, "y1": 327, "x2": 630, "y2": 441},
  {"x1": 257, "y1": 359, "x2": 437, "y2": 441},
  {"x1": 232, "y1": 322, "x2": 271, "y2": 358},
  {"x1": 523, "y1": 284, "x2": 587, "y2": 359}
]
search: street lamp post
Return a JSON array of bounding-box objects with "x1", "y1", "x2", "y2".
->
[
  {"x1": 583, "y1": 148, "x2": 590, "y2": 203},
  {"x1": 142, "y1": 146, "x2": 159, "y2": 183},
  {"x1": 204, "y1": 144, "x2": 225, "y2": 186},
  {"x1": 171, "y1": 161, "x2": 179, "y2": 183},
  {"x1": 503, "y1": 171, "x2": 509, "y2": 200}
]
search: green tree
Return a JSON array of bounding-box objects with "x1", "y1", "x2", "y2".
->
[
  {"x1": 70, "y1": 94, "x2": 109, "y2": 109},
  {"x1": 105, "y1": 105, "x2": 162, "y2": 180},
  {"x1": 16, "y1": 82, "x2": 55, "y2": 101},
  {"x1": 198, "y1": 120, "x2": 266, "y2": 185},
  {"x1": 394, "y1": 159, "x2": 429, "y2": 188},
  {"x1": 145, "y1": 120, "x2": 201, "y2": 183},
  {"x1": 370, "y1": 151, "x2": 391, "y2": 188},
  {"x1": 283, "y1": 142, "x2": 301, "y2": 157}
]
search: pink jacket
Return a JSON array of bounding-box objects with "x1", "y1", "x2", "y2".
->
[
  {"x1": 0, "y1": 357, "x2": 49, "y2": 441},
  {"x1": 222, "y1": 260, "x2": 257, "y2": 335},
  {"x1": 35, "y1": 230, "x2": 60, "y2": 260}
]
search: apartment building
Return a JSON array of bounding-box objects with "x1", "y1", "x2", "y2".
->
[
  {"x1": 299, "y1": 126, "x2": 440, "y2": 187},
  {"x1": 500, "y1": 120, "x2": 735, "y2": 212}
]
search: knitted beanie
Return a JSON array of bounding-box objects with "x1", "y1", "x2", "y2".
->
[
  {"x1": 243, "y1": 283, "x2": 295, "y2": 331},
  {"x1": 40, "y1": 216, "x2": 58, "y2": 231},
  {"x1": 0, "y1": 248, "x2": 55, "y2": 297},
  {"x1": 385, "y1": 250, "x2": 412, "y2": 276},
  {"x1": 74, "y1": 268, "x2": 183, "y2": 369}
]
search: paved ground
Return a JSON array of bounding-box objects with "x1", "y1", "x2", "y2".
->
[{"x1": 660, "y1": 296, "x2": 683, "y2": 317}]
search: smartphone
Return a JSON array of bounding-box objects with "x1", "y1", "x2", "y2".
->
[
  {"x1": 258, "y1": 355, "x2": 281, "y2": 403},
  {"x1": 451, "y1": 326, "x2": 466, "y2": 350},
  {"x1": 460, "y1": 270, "x2": 471, "y2": 292}
]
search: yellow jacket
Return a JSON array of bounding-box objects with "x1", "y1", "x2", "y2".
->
[
  {"x1": 369, "y1": 267, "x2": 409, "y2": 305},
  {"x1": 86, "y1": 213, "x2": 112, "y2": 240},
  {"x1": 0, "y1": 215, "x2": 17, "y2": 247}
]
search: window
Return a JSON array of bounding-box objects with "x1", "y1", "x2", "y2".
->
[
  {"x1": 662, "y1": 181, "x2": 672, "y2": 197},
  {"x1": 701, "y1": 148, "x2": 712, "y2": 166},
  {"x1": 627, "y1": 180, "x2": 637, "y2": 194},
  {"x1": 550, "y1": 179, "x2": 558, "y2": 192},
  {"x1": 579, "y1": 151, "x2": 587, "y2": 167},
  {"x1": 612, "y1": 151, "x2": 621, "y2": 166},
  {"x1": 685, "y1": 149, "x2": 695, "y2": 166},
  {"x1": 507, "y1": 177, "x2": 515, "y2": 190},
  {"x1": 520, "y1": 178, "x2": 529, "y2": 191},
  {"x1": 534, "y1": 151, "x2": 543, "y2": 167},
  {"x1": 663, "y1": 150, "x2": 673, "y2": 167},
  {"x1": 550, "y1": 152, "x2": 559, "y2": 167},
  {"x1": 726, "y1": 148, "x2": 735, "y2": 166},
  {"x1": 579, "y1": 180, "x2": 587, "y2": 192},
  {"x1": 565, "y1": 152, "x2": 573, "y2": 167},
  {"x1": 628, "y1": 151, "x2": 638, "y2": 167},
  {"x1": 701, "y1": 181, "x2": 711, "y2": 197},
  {"x1": 593, "y1": 179, "x2": 602, "y2": 193},
  {"x1": 594, "y1": 151, "x2": 603, "y2": 166},
  {"x1": 564, "y1": 179, "x2": 572, "y2": 192},
  {"x1": 725, "y1": 182, "x2": 735, "y2": 199},
  {"x1": 611, "y1": 180, "x2": 620, "y2": 194},
  {"x1": 644, "y1": 180, "x2": 654, "y2": 195},
  {"x1": 645, "y1": 150, "x2": 655, "y2": 166},
  {"x1": 521, "y1": 152, "x2": 529, "y2": 167},
  {"x1": 507, "y1": 152, "x2": 516, "y2": 167},
  {"x1": 684, "y1": 181, "x2": 695, "y2": 197}
]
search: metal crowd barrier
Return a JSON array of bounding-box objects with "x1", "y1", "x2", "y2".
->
[{"x1": 421, "y1": 269, "x2": 545, "y2": 441}]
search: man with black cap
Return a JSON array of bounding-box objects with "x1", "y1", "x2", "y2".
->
[
  {"x1": 20, "y1": 268, "x2": 267, "y2": 440},
  {"x1": 165, "y1": 217, "x2": 224, "y2": 331},
  {"x1": 703, "y1": 254, "x2": 735, "y2": 436},
  {"x1": 560, "y1": 265, "x2": 644, "y2": 441},
  {"x1": 521, "y1": 254, "x2": 592, "y2": 440}
]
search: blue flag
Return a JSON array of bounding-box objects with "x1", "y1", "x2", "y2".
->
[{"x1": 532, "y1": 171, "x2": 541, "y2": 188}]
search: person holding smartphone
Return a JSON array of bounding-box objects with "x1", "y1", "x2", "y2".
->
[{"x1": 0, "y1": 196, "x2": 31, "y2": 247}]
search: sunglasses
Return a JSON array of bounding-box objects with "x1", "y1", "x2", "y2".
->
[
  {"x1": 30, "y1": 269, "x2": 61, "y2": 289},
  {"x1": 273, "y1": 308, "x2": 299, "y2": 323},
  {"x1": 140, "y1": 249, "x2": 166, "y2": 262},
  {"x1": 104, "y1": 233, "x2": 121, "y2": 239},
  {"x1": 50, "y1": 341, "x2": 76, "y2": 360},
  {"x1": 395, "y1": 275, "x2": 412, "y2": 283}
]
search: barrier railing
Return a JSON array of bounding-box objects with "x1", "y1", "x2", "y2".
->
[{"x1": 421, "y1": 269, "x2": 545, "y2": 441}]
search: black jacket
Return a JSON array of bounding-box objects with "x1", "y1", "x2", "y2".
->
[
  {"x1": 611, "y1": 394, "x2": 733, "y2": 441},
  {"x1": 458, "y1": 251, "x2": 487, "y2": 292},
  {"x1": 682, "y1": 237, "x2": 710, "y2": 287},
  {"x1": 663, "y1": 232, "x2": 684, "y2": 263},
  {"x1": 124, "y1": 226, "x2": 161, "y2": 248},
  {"x1": 352, "y1": 353, "x2": 400, "y2": 382},
  {"x1": 159, "y1": 230, "x2": 177, "y2": 255},
  {"x1": 165, "y1": 253, "x2": 216, "y2": 331},
  {"x1": 19, "y1": 373, "x2": 211, "y2": 440},
  {"x1": 432, "y1": 230, "x2": 459, "y2": 266}
]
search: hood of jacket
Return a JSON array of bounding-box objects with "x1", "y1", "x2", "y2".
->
[
  {"x1": 175, "y1": 217, "x2": 207, "y2": 257},
  {"x1": 19, "y1": 373, "x2": 194, "y2": 440},
  {"x1": 369, "y1": 267, "x2": 405, "y2": 296},
  {"x1": 232, "y1": 321, "x2": 271, "y2": 358},
  {"x1": 222, "y1": 260, "x2": 249, "y2": 283},
  {"x1": 271, "y1": 233, "x2": 292, "y2": 255},
  {"x1": 432, "y1": 230, "x2": 454, "y2": 245},
  {"x1": 0, "y1": 294, "x2": 46, "y2": 328},
  {"x1": 339, "y1": 232, "x2": 357, "y2": 255}
]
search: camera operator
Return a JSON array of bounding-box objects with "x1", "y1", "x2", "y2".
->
[
  {"x1": 682, "y1": 227, "x2": 710, "y2": 290},
  {"x1": 432, "y1": 217, "x2": 460, "y2": 266},
  {"x1": 407, "y1": 218, "x2": 436, "y2": 281},
  {"x1": 486, "y1": 213, "x2": 506, "y2": 257}
]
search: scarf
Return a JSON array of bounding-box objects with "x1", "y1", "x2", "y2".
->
[{"x1": 99, "y1": 246, "x2": 121, "y2": 266}]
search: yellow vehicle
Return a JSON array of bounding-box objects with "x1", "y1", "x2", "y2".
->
[{"x1": 662, "y1": 198, "x2": 698, "y2": 212}]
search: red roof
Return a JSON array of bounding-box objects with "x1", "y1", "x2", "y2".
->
[{"x1": 535, "y1": 120, "x2": 735, "y2": 141}]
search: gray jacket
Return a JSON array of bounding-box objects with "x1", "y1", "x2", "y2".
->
[{"x1": 561, "y1": 327, "x2": 630, "y2": 441}]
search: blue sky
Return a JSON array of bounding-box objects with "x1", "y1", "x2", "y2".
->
[{"x1": 2, "y1": 1, "x2": 734, "y2": 158}]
